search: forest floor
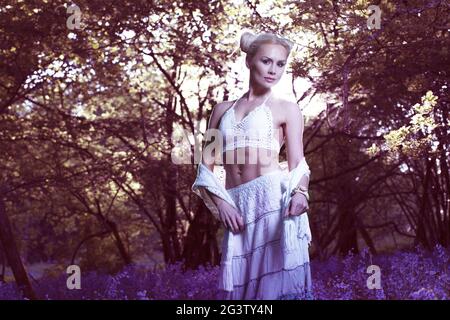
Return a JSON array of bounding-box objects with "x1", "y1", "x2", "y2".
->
[{"x1": 0, "y1": 245, "x2": 448, "y2": 300}]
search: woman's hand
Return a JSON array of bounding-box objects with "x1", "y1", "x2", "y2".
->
[
  {"x1": 283, "y1": 193, "x2": 309, "y2": 218},
  {"x1": 217, "y1": 202, "x2": 245, "y2": 234}
]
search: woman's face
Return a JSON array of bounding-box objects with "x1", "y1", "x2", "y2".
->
[{"x1": 246, "y1": 43, "x2": 289, "y2": 88}]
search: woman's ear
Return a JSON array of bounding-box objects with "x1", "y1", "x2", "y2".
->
[{"x1": 245, "y1": 57, "x2": 251, "y2": 69}]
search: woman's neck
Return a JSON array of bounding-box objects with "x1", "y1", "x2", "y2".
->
[{"x1": 244, "y1": 88, "x2": 271, "y2": 102}]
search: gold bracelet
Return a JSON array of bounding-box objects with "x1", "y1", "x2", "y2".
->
[
  {"x1": 290, "y1": 186, "x2": 309, "y2": 201},
  {"x1": 290, "y1": 185, "x2": 308, "y2": 196}
]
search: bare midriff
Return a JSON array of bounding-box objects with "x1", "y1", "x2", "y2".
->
[{"x1": 222, "y1": 147, "x2": 281, "y2": 189}]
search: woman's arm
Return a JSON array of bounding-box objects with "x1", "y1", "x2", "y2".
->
[
  {"x1": 282, "y1": 101, "x2": 310, "y2": 217},
  {"x1": 194, "y1": 102, "x2": 244, "y2": 232},
  {"x1": 199, "y1": 103, "x2": 227, "y2": 207},
  {"x1": 284, "y1": 101, "x2": 310, "y2": 191}
]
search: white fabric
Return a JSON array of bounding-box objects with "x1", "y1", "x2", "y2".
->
[
  {"x1": 219, "y1": 169, "x2": 312, "y2": 299},
  {"x1": 218, "y1": 92, "x2": 281, "y2": 154},
  {"x1": 191, "y1": 158, "x2": 312, "y2": 293}
]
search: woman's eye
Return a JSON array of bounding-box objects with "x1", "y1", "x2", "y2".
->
[{"x1": 262, "y1": 60, "x2": 285, "y2": 67}]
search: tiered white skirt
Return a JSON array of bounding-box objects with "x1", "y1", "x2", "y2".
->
[{"x1": 216, "y1": 170, "x2": 313, "y2": 300}]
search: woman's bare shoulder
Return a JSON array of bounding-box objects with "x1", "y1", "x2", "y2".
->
[
  {"x1": 208, "y1": 100, "x2": 235, "y2": 127},
  {"x1": 215, "y1": 99, "x2": 235, "y2": 110},
  {"x1": 270, "y1": 96, "x2": 300, "y2": 122},
  {"x1": 271, "y1": 96, "x2": 299, "y2": 109}
]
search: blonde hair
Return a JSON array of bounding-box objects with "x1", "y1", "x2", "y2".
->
[{"x1": 240, "y1": 31, "x2": 294, "y2": 61}]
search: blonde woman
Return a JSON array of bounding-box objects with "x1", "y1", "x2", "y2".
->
[{"x1": 192, "y1": 31, "x2": 313, "y2": 300}]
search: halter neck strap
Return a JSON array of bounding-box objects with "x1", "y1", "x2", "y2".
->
[{"x1": 240, "y1": 91, "x2": 272, "y2": 105}]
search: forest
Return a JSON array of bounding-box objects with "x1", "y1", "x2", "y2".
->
[{"x1": 0, "y1": 0, "x2": 448, "y2": 299}]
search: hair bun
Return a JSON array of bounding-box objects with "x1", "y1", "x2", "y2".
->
[{"x1": 240, "y1": 31, "x2": 257, "y2": 53}]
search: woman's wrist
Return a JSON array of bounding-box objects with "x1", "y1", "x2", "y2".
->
[
  {"x1": 211, "y1": 193, "x2": 226, "y2": 207},
  {"x1": 291, "y1": 187, "x2": 309, "y2": 201},
  {"x1": 292, "y1": 192, "x2": 308, "y2": 201},
  {"x1": 204, "y1": 188, "x2": 226, "y2": 207},
  {"x1": 290, "y1": 185, "x2": 308, "y2": 196}
]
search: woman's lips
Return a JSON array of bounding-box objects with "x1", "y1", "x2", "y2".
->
[{"x1": 264, "y1": 77, "x2": 275, "y2": 82}]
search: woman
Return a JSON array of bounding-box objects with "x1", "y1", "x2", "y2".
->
[{"x1": 192, "y1": 31, "x2": 313, "y2": 300}]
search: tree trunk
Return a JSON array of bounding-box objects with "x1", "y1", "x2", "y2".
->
[
  {"x1": 161, "y1": 92, "x2": 182, "y2": 264},
  {"x1": 105, "y1": 220, "x2": 133, "y2": 265},
  {"x1": 335, "y1": 135, "x2": 359, "y2": 256},
  {"x1": 415, "y1": 159, "x2": 433, "y2": 249},
  {"x1": 0, "y1": 189, "x2": 37, "y2": 299},
  {"x1": 337, "y1": 207, "x2": 359, "y2": 255},
  {"x1": 358, "y1": 224, "x2": 377, "y2": 255},
  {"x1": 182, "y1": 199, "x2": 220, "y2": 269},
  {"x1": 162, "y1": 162, "x2": 182, "y2": 264},
  {"x1": 0, "y1": 241, "x2": 5, "y2": 283}
]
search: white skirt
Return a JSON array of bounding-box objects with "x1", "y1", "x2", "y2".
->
[{"x1": 216, "y1": 169, "x2": 313, "y2": 300}]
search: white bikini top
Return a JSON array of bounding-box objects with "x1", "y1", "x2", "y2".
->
[{"x1": 218, "y1": 92, "x2": 281, "y2": 154}]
